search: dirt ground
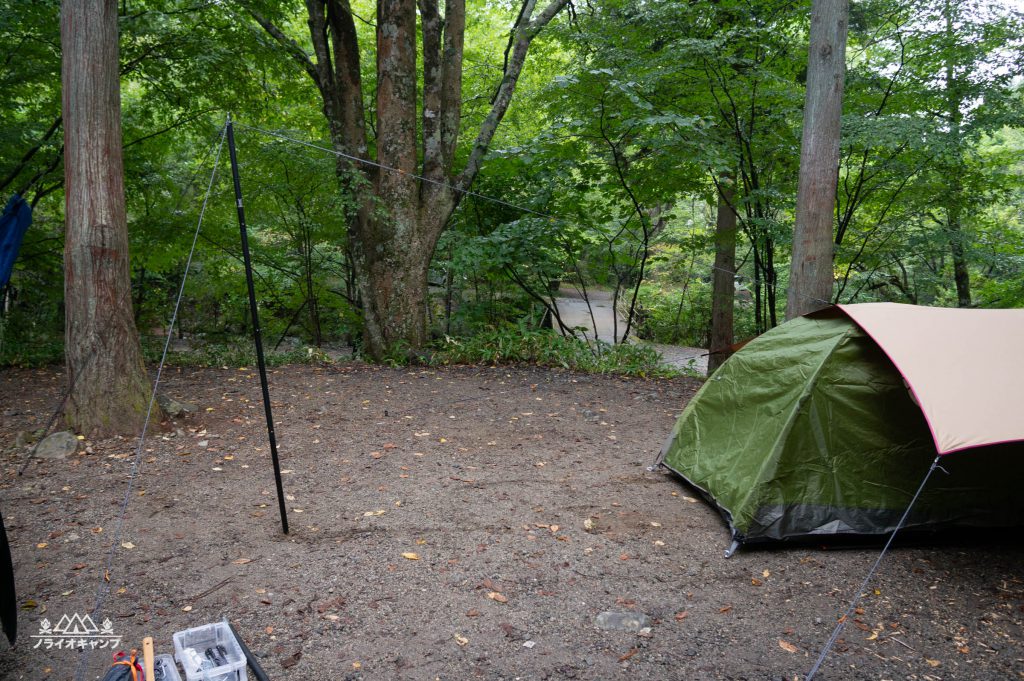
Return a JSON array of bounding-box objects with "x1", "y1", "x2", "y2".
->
[{"x1": 0, "y1": 362, "x2": 1022, "y2": 680}]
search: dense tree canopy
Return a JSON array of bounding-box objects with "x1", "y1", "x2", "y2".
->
[{"x1": 1, "y1": 0, "x2": 1022, "y2": 382}]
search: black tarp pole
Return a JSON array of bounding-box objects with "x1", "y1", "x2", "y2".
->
[{"x1": 225, "y1": 115, "x2": 289, "y2": 535}]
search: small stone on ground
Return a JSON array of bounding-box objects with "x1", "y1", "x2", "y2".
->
[
  {"x1": 595, "y1": 612, "x2": 653, "y2": 632},
  {"x1": 33, "y1": 431, "x2": 78, "y2": 459}
]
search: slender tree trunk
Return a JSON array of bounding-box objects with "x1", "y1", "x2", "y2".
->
[
  {"x1": 752, "y1": 242, "x2": 763, "y2": 334},
  {"x1": 943, "y1": 0, "x2": 971, "y2": 307},
  {"x1": 786, "y1": 0, "x2": 848, "y2": 320},
  {"x1": 947, "y1": 200, "x2": 971, "y2": 307},
  {"x1": 61, "y1": 0, "x2": 155, "y2": 435},
  {"x1": 708, "y1": 177, "x2": 737, "y2": 374},
  {"x1": 765, "y1": 236, "x2": 777, "y2": 327}
]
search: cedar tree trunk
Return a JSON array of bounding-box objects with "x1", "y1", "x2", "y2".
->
[
  {"x1": 786, "y1": 0, "x2": 848, "y2": 319},
  {"x1": 61, "y1": 0, "x2": 154, "y2": 434}
]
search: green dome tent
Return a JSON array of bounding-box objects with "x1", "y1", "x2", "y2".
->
[{"x1": 657, "y1": 304, "x2": 1024, "y2": 554}]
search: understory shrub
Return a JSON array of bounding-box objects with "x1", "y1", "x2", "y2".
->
[{"x1": 429, "y1": 326, "x2": 678, "y2": 378}]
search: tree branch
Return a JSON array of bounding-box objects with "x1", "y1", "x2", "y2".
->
[
  {"x1": 455, "y1": 0, "x2": 568, "y2": 197},
  {"x1": 240, "y1": 3, "x2": 321, "y2": 87},
  {"x1": 0, "y1": 117, "x2": 62, "y2": 194}
]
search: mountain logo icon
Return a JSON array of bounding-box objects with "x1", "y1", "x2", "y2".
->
[{"x1": 53, "y1": 613, "x2": 99, "y2": 636}]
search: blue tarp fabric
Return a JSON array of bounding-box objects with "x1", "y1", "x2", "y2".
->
[{"x1": 0, "y1": 194, "x2": 32, "y2": 288}]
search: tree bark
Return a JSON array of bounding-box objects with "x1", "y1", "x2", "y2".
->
[
  {"x1": 61, "y1": 0, "x2": 155, "y2": 435},
  {"x1": 786, "y1": 0, "x2": 848, "y2": 320},
  {"x1": 708, "y1": 176, "x2": 737, "y2": 375}
]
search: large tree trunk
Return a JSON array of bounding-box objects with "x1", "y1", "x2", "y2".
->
[
  {"x1": 61, "y1": 0, "x2": 155, "y2": 434},
  {"x1": 708, "y1": 177, "x2": 737, "y2": 375},
  {"x1": 786, "y1": 0, "x2": 848, "y2": 320},
  {"x1": 248, "y1": 0, "x2": 567, "y2": 359}
]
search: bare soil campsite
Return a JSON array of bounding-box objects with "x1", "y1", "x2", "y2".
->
[{"x1": 1, "y1": 362, "x2": 1022, "y2": 680}]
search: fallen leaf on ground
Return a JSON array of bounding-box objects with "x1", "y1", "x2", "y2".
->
[
  {"x1": 182, "y1": 605, "x2": 193, "y2": 612},
  {"x1": 719, "y1": 605, "x2": 733, "y2": 614},
  {"x1": 926, "y1": 659, "x2": 941, "y2": 667},
  {"x1": 401, "y1": 552, "x2": 420, "y2": 560},
  {"x1": 674, "y1": 611, "x2": 688, "y2": 621},
  {"x1": 779, "y1": 640, "x2": 798, "y2": 653},
  {"x1": 454, "y1": 633, "x2": 469, "y2": 646},
  {"x1": 280, "y1": 652, "x2": 302, "y2": 669},
  {"x1": 363, "y1": 510, "x2": 386, "y2": 517},
  {"x1": 317, "y1": 596, "x2": 345, "y2": 613},
  {"x1": 487, "y1": 591, "x2": 508, "y2": 603},
  {"x1": 121, "y1": 541, "x2": 135, "y2": 550},
  {"x1": 618, "y1": 648, "x2": 638, "y2": 662},
  {"x1": 232, "y1": 558, "x2": 253, "y2": 565}
]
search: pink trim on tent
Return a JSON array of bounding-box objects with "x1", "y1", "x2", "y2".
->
[{"x1": 835, "y1": 303, "x2": 1024, "y2": 455}]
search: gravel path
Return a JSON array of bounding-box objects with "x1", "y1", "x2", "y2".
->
[{"x1": 553, "y1": 288, "x2": 708, "y2": 374}]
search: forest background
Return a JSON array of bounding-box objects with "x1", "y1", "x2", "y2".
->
[{"x1": 2, "y1": 0, "x2": 1023, "y2": 389}]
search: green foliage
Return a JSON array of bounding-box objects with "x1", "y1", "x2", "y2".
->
[{"x1": 429, "y1": 326, "x2": 678, "y2": 378}]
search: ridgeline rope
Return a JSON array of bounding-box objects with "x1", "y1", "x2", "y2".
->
[{"x1": 234, "y1": 124, "x2": 836, "y2": 310}]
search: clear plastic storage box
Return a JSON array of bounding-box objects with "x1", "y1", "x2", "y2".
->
[{"x1": 172, "y1": 619, "x2": 246, "y2": 681}]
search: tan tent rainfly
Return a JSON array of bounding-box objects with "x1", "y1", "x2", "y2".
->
[{"x1": 839, "y1": 303, "x2": 1024, "y2": 454}]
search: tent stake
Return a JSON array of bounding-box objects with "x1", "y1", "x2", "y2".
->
[{"x1": 226, "y1": 115, "x2": 289, "y2": 535}]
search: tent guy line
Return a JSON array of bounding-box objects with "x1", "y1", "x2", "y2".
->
[
  {"x1": 804, "y1": 454, "x2": 943, "y2": 681},
  {"x1": 72, "y1": 123, "x2": 228, "y2": 681}
]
